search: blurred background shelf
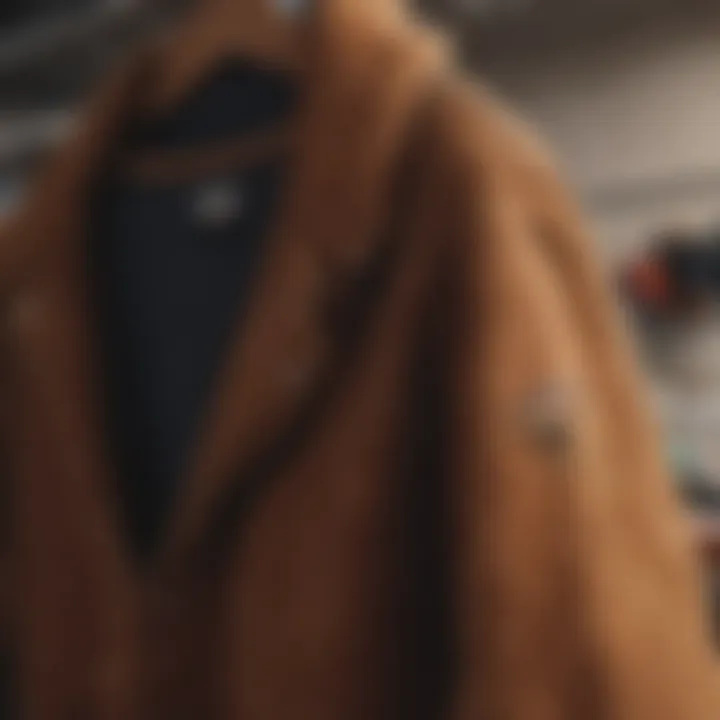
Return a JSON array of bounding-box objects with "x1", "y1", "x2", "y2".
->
[{"x1": 2, "y1": 0, "x2": 718, "y2": 216}]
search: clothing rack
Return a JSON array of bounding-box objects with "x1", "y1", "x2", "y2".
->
[
  {"x1": 0, "y1": 109, "x2": 74, "y2": 165},
  {"x1": 0, "y1": 1, "x2": 143, "y2": 77},
  {"x1": 0, "y1": 0, "x2": 168, "y2": 182}
]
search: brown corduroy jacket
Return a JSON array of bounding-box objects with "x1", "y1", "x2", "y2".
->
[{"x1": 0, "y1": 1, "x2": 718, "y2": 718}]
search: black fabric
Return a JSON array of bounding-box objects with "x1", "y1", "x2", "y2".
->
[
  {"x1": 125, "y1": 64, "x2": 297, "y2": 152},
  {"x1": 91, "y1": 65, "x2": 296, "y2": 559}
]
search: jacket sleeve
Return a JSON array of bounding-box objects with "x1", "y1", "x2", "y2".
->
[{"x1": 441, "y1": 97, "x2": 720, "y2": 720}]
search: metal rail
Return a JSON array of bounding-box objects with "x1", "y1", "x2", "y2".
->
[
  {"x1": 0, "y1": 0, "x2": 142, "y2": 76},
  {"x1": 0, "y1": 109, "x2": 75, "y2": 164}
]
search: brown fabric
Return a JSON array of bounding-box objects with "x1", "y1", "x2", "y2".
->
[
  {"x1": 121, "y1": 124, "x2": 292, "y2": 184},
  {"x1": 0, "y1": 0, "x2": 718, "y2": 718}
]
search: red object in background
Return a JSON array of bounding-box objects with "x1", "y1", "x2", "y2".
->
[{"x1": 626, "y1": 257, "x2": 675, "y2": 310}]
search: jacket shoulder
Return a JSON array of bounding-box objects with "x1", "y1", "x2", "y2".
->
[
  {"x1": 422, "y1": 74, "x2": 575, "y2": 216},
  {"x1": 424, "y1": 74, "x2": 593, "y2": 251}
]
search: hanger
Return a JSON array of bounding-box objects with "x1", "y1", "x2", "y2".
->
[{"x1": 148, "y1": 0, "x2": 311, "y2": 113}]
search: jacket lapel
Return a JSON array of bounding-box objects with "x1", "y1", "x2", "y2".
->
[
  {"x1": 3, "y1": 59, "x2": 154, "y2": 573},
  {"x1": 4, "y1": 0, "x2": 446, "y2": 568}
]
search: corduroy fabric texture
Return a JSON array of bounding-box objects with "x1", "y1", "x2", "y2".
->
[{"x1": 0, "y1": 0, "x2": 718, "y2": 718}]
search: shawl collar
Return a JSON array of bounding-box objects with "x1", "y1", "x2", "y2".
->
[{"x1": 2, "y1": 0, "x2": 447, "y2": 570}]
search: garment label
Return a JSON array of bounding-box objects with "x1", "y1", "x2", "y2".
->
[{"x1": 192, "y1": 180, "x2": 245, "y2": 230}]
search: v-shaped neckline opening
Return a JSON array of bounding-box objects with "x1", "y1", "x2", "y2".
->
[
  {"x1": 66, "y1": 55, "x2": 325, "y2": 575},
  {"x1": 3, "y1": 3, "x2": 445, "y2": 580},
  {"x1": 89, "y1": 151, "x2": 291, "y2": 563}
]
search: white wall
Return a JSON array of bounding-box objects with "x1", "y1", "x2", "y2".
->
[{"x1": 484, "y1": 15, "x2": 720, "y2": 266}]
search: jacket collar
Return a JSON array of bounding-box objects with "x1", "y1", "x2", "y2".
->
[{"x1": 3, "y1": 0, "x2": 447, "y2": 570}]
